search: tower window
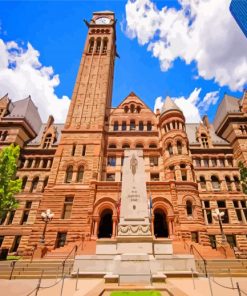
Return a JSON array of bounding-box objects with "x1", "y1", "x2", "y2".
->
[
  {"x1": 77, "y1": 166, "x2": 84, "y2": 182},
  {"x1": 102, "y1": 38, "x2": 108, "y2": 54},
  {"x1": 113, "y1": 121, "x2": 119, "y2": 131},
  {"x1": 43, "y1": 134, "x2": 53, "y2": 149},
  {"x1": 200, "y1": 176, "x2": 206, "y2": 190},
  {"x1": 95, "y1": 38, "x2": 101, "y2": 54},
  {"x1": 177, "y1": 141, "x2": 182, "y2": 155},
  {"x1": 167, "y1": 143, "x2": 173, "y2": 155},
  {"x1": 201, "y1": 133, "x2": 209, "y2": 148},
  {"x1": 186, "y1": 200, "x2": 193, "y2": 216},
  {"x1": 88, "y1": 38, "x2": 94, "y2": 53},
  {"x1": 65, "y1": 166, "x2": 73, "y2": 183}
]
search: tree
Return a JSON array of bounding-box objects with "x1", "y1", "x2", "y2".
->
[
  {"x1": 239, "y1": 161, "x2": 247, "y2": 194},
  {"x1": 0, "y1": 144, "x2": 22, "y2": 214}
]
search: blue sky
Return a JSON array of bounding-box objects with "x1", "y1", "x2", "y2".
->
[{"x1": 0, "y1": 0, "x2": 246, "y2": 123}]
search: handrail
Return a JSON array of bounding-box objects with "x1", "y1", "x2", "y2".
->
[
  {"x1": 190, "y1": 244, "x2": 208, "y2": 278},
  {"x1": 61, "y1": 244, "x2": 79, "y2": 276}
]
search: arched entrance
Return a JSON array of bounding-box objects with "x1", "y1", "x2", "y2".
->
[
  {"x1": 154, "y1": 209, "x2": 168, "y2": 238},
  {"x1": 98, "y1": 209, "x2": 113, "y2": 238}
]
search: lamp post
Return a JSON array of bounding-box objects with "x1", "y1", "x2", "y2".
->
[
  {"x1": 40, "y1": 209, "x2": 54, "y2": 244},
  {"x1": 212, "y1": 208, "x2": 227, "y2": 244}
]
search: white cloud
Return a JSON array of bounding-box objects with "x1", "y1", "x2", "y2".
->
[
  {"x1": 0, "y1": 39, "x2": 70, "y2": 122},
  {"x1": 154, "y1": 88, "x2": 219, "y2": 123},
  {"x1": 125, "y1": 0, "x2": 247, "y2": 91}
]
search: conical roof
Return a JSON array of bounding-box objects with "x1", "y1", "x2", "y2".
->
[{"x1": 161, "y1": 96, "x2": 181, "y2": 114}]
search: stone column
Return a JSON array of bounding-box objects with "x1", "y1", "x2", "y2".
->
[
  {"x1": 175, "y1": 165, "x2": 181, "y2": 181},
  {"x1": 24, "y1": 159, "x2": 29, "y2": 168},
  {"x1": 186, "y1": 165, "x2": 193, "y2": 181},
  {"x1": 93, "y1": 217, "x2": 100, "y2": 238},
  {"x1": 112, "y1": 217, "x2": 118, "y2": 238}
]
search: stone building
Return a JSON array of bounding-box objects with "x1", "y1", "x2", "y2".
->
[{"x1": 0, "y1": 11, "x2": 247, "y2": 255}]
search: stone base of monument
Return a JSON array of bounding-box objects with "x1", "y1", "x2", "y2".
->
[{"x1": 72, "y1": 237, "x2": 196, "y2": 284}]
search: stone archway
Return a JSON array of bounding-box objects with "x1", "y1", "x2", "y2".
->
[
  {"x1": 153, "y1": 209, "x2": 169, "y2": 238},
  {"x1": 98, "y1": 209, "x2": 113, "y2": 238}
]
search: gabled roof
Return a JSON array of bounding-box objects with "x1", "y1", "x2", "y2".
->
[
  {"x1": 161, "y1": 96, "x2": 181, "y2": 114},
  {"x1": 4, "y1": 96, "x2": 42, "y2": 134},
  {"x1": 213, "y1": 94, "x2": 241, "y2": 131},
  {"x1": 114, "y1": 92, "x2": 154, "y2": 113}
]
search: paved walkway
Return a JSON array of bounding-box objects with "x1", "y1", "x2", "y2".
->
[{"x1": 0, "y1": 276, "x2": 247, "y2": 296}]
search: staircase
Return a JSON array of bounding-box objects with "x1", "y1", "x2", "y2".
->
[
  {"x1": 196, "y1": 259, "x2": 247, "y2": 277},
  {"x1": 172, "y1": 240, "x2": 235, "y2": 259},
  {"x1": 0, "y1": 259, "x2": 73, "y2": 279}
]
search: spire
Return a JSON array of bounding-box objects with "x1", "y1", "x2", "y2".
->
[{"x1": 161, "y1": 96, "x2": 181, "y2": 114}]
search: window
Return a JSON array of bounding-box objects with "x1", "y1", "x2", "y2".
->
[
  {"x1": 109, "y1": 144, "x2": 116, "y2": 149},
  {"x1": 106, "y1": 173, "x2": 115, "y2": 181},
  {"x1": 56, "y1": 232, "x2": 67, "y2": 248},
  {"x1": 43, "y1": 134, "x2": 53, "y2": 148},
  {"x1": 102, "y1": 38, "x2": 108, "y2": 54},
  {"x1": 195, "y1": 159, "x2": 201, "y2": 167},
  {"x1": 150, "y1": 157, "x2": 158, "y2": 167},
  {"x1": 186, "y1": 200, "x2": 193, "y2": 216},
  {"x1": 0, "y1": 211, "x2": 7, "y2": 225},
  {"x1": 82, "y1": 145, "x2": 86, "y2": 156},
  {"x1": 136, "y1": 143, "x2": 143, "y2": 148},
  {"x1": 122, "y1": 143, "x2": 130, "y2": 149},
  {"x1": 202, "y1": 200, "x2": 212, "y2": 224},
  {"x1": 219, "y1": 158, "x2": 225, "y2": 167},
  {"x1": 27, "y1": 159, "x2": 32, "y2": 168},
  {"x1": 95, "y1": 38, "x2": 101, "y2": 54},
  {"x1": 204, "y1": 159, "x2": 209, "y2": 167},
  {"x1": 167, "y1": 144, "x2": 173, "y2": 156},
  {"x1": 233, "y1": 200, "x2": 247, "y2": 222},
  {"x1": 150, "y1": 173, "x2": 159, "y2": 181},
  {"x1": 122, "y1": 121, "x2": 127, "y2": 131},
  {"x1": 113, "y1": 121, "x2": 119, "y2": 131},
  {"x1": 209, "y1": 235, "x2": 216, "y2": 249},
  {"x1": 180, "y1": 164, "x2": 187, "y2": 181},
  {"x1": 211, "y1": 158, "x2": 217, "y2": 167},
  {"x1": 0, "y1": 236, "x2": 4, "y2": 248},
  {"x1": 139, "y1": 121, "x2": 144, "y2": 131},
  {"x1": 30, "y1": 177, "x2": 39, "y2": 193},
  {"x1": 225, "y1": 176, "x2": 232, "y2": 191},
  {"x1": 20, "y1": 201, "x2": 32, "y2": 225},
  {"x1": 65, "y1": 166, "x2": 73, "y2": 183},
  {"x1": 130, "y1": 120, "x2": 135, "y2": 131},
  {"x1": 88, "y1": 38, "x2": 94, "y2": 53},
  {"x1": 22, "y1": 176, "x2": 28, "y2": 190},
  {"x1": 77, "y1": 166, "x2": 84, "y2": 182},
  {"x1": 227, "y1": 158, "x2": 233, "y2": 167},
  {"x1": 147, "y1": 121, "x2": 152, "y2": 131},
  {"x1": 107, "y1": 157, "x2": 116, "y2": 166},
  {"x1": 130, "y1": 104, "x2": 135, "y2": 113},
  {"x1": 42, "y1": 177, "x2": 49, "y2": 192},
  {"x1": 200, "y1": 176, "x2": 206, "y2": 190},
  {"x1": 10, "y1": 235, "x2": 21, "y2": 253},
  {"x1": 71, "y1": 144, "x2": 76, "y2": 156},
  {"x1": 177, "y1": 141, "x2": 182, "y2": 154},
  {"x1": 201, "y1": 133, "x2": 209, "y2": 148},
  {"x1": 234, "y1": 176, "x2": 241, "y2": 191},
  {"x1": 191, "y1": 232, "x2": 199, "y2": 243},
  {"x1": 0, "y1": 131, "x2": 8, "y2": 141},
  {"x1": 211, "y1": 176, "x2": 220, "y2": 190},
  {"x1": 136, "y1": 106, "x2": 141, "y2": 113},
  {"x1": 226, "y1": 235, "x2": 236, "y2": 248},
  {"x1": 124, "y1": 106, "x2": 129, "y2": 113},
  {"x1": 217, "y1": 200, "x2": 229, "y2": 223},
  {"x1": 6, "y1": 211, "x2": 15, "y2": 225},
  {"x1": 149, "y1": 143, "x2": 157, "y2": 148},
  {"x1": 62, "y1": 197, "x2": 74, "y2": 219}
]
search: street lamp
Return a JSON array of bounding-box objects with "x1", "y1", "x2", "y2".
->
[
  {"x1": 40, "y1": 209, "x2": 54, "y2": 244},
  {"x1": 212, "y1": 208, "x2": 227, "y2": 244}
]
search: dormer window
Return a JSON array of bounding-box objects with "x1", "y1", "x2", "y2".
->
[
  {"x1": 201, "y1": 133, "x2": 209, "y2": 148},
  {"x1": 43, "y1": 134, "x2": 53, "y2": 149}
]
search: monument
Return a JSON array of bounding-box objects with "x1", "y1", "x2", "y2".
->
[{"x1": 73, "y1": 150, "x2": 196, "y2": 284}]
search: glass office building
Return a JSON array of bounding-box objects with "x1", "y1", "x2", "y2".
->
[{"x1": 230, "y1": 0, "x2": 247, "y2": 37}]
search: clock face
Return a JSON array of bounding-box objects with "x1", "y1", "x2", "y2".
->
[{"x1": 95, "y1": 17, "x2": 110, "y2": 25}]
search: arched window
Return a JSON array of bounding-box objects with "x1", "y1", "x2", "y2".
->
[
  {"x1": 139, "y1": 121, "x2": 144, "y2": 131},
  {"x1": 200, "y1": 176, "x2": 206, "y2": 189},
  {"x1": 22, "y1": 176, "x2": 28, "y2": 190},
  {"x1": 109, "y1": 144, "x2": 116, "y2": 148},
  {"x1": 225, "y1": 176, "x2": 232, "y2": 191},
  {"x1": 177, "y1": 141, "x2": 182, "y2": 154},
  {"x1": 65, "y1": 166, "x2": 73, "y2": 183},
  {"x1": 88, "y1": 38, "x2": 94, "y2": 53},
  {"x1": 122, "y1": 121, "x2": 127, "y2": 131},
  {"x1": 180, "y1": 164, "x2": 187, "y2": 181},
  {"x1": 211, "y1": 175, "x2": 220, "y2": 190},
  {"x1": 186, "y1": 200, "x2": 193, "y2": 216},
  {"x1": 149, "y1": 143, "x2": 157, "y2": 148},
  {"x1": 102, "y1": 38, "x2": 108, "y2": 54},
  {"x1": 41, "y1": 177, "x2": 49, "y2": 192},
  {"x1": 43, "y1": 134, "x2": 53, "y2": 149},
  {"x1": 234, "y1": 176, "x2": 241, "y2": 191},
  {"x1": 130, "y1": 104, "x2": 135, "y2": 113},
  {"x1": 130, "y1": 120, "x2": 135, "y2": 131},
  {"x1": 113, "y1": 121, "x2": 118, "y2": 131},
  {"x1": 77, "y1": 166, "x2": 84, "y2": 182},
  {"x1": 147, "y1": 121, "x2": 152, "y2": 131},
  {"x1": 95, "y1": 38, "x2": 101, "y2": 54},
  {"x1": 167, "y1": 143, "x2": 173, "y2": 155},
  {"x1": 30, "y1": 177, "x2": 39, "y2": 193},
  {"x1": 122, "y1": 143, "x2": 130, "y2": 149},
  {"x1": 136, "y1": 106, "x2": 141, "y2": 113},
  {"x1": 124, "y1": 106, "x2": 129, "y2": 113},
  {"x1": 201, "y1": 133, "x2": 209, "y2": 148},
  {"x1": 71, "y1": 144, "x2": 76, "y2": 156},
  {"x1": 136, "y1": 143, "x2": 143, "y2": 148}
]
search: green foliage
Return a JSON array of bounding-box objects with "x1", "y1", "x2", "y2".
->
[
  {"x1": 0, "y1": 144, "x2": 22, "y2": 212},
  {"x1": 239, "y1": 161, "x2": 247, "y2": 194},
  {"x1": 110, "y1": 292, "x2": 161, "y2": 296}
]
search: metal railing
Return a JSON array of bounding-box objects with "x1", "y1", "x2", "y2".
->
[{"x1": 189, "y1": 244, "x2": 208, "y2": 277}]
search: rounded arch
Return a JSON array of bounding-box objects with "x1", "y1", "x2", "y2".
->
[
  {"x1": 136, "y1": 143, "x2": 144, "y2": 148},
  {"x1": 153, "y1": 208, "x2": 168, "y2": 238},
  {"x1": 109, "y1": 143, "x2": 117, "y2": 148},
  {"x1": 149, "y1": 143, "x2": 157, "y2": 148},
  {"x1": 65, "y1": 165, "x2": 73, "y2": 183},
  {"x1": 122, "y1": 143, "x2": 130, "y2": 149},
  {"x1": 93, "y1": 198, "x2": 117, "y2": 217}
]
